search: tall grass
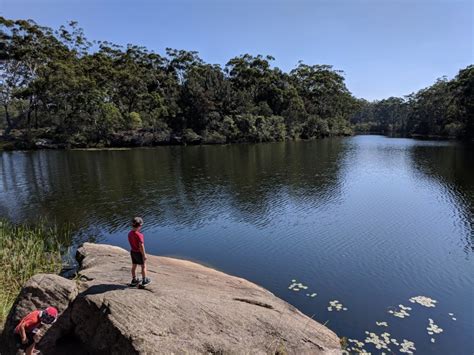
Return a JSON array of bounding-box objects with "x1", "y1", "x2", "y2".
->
[{"x1": 0, "y1": 220, "x2": 67, "y2": 323}]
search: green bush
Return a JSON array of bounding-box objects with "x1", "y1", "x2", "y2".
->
[
  {"x1": 101, "y1": 103, "x2": 123, "y2": 132},
  {"x1": 202, "y1": 130, "x2": 227, "y2": 144},
  {"x1": 183, "y1": 128, "x2": 202, "y2": 144},
  {"x1": 444, "y1": 122, "x2": 464, "y2": 137},
  {"x1": 128, "y1": 112, "x2": 143, "y2": 130},
  {"x1": 302, "y1": 116, "x2": 329, "y2": 138},
  {"x1": 220, "y1": 116, "x2": 240, "y2": 141},
  {"x1": 0, "y1": 220, "x2": 67, "y2": 323}
]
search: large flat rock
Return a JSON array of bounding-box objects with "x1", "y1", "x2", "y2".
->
[{"x1": 3, "y1": 243, "x2": 341, "y2": 354}]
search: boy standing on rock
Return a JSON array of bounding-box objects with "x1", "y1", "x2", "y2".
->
[
  {"x1": 14, "y1": 306, "x2": 58, "y2": 355},
  {"x1": 128, "y1": 217, "x2": 151, "y2": 287}
]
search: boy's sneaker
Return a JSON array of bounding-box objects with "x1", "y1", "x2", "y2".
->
[
  {"x1": 130, "y1": 278, "x2": 140, "y2": 286},
  {"x1": 141, "y1": 277, "x2": 151, "y2": 287}
]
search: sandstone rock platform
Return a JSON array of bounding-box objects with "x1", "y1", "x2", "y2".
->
[{"x1": 1, "y1": 243, "x2": 341, "y2": 354}]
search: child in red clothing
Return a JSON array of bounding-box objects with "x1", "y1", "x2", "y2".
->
[
  {"x1": 128, "y1": 217, "x2": 151, "y2": 287},
  {"x1": 14, "y1": 307, "x2": 58, "y2": 355}
]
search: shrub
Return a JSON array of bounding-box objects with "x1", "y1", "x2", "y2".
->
[
  {"x1": 128, "y1": 112, "x2": 142, "y2": 130},
  {"x1": 444, "y1": 122, "x2": 464, "y2": 137},
  {"x1": 101, "y1": 103, "x2": 123, "y2": 132},
  {"x1": 0, "y1": 220, "x2": 68, "y2": 323},
  {"x1": 202, "y1": 130, "x2": 227, "y2": 144},
  {"x1": 183, "y1": 128, "x2": 202, "y2": 144}
]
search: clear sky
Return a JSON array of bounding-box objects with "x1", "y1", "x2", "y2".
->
[{"x1": 2, "y1": 0, "x2": 472, "y2": 100}]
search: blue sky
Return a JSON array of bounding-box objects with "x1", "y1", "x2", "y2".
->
[{"x1": 2, "y1": 0, "x2": 472, "y2": 100}]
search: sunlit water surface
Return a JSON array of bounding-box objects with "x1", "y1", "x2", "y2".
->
[{"x1": 1, "y1": 135, "x2": 473, "y2": 354}]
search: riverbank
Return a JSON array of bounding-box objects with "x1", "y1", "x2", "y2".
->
[
  {"x1": 0, "y1": 127, "x2": 353, "y2": 151},
  {"x1": 353, "y1": 130, "x2": 467, "y2": 141},
  {"x1": 0, "y1": 242, "x2": 341, "y2": 354}
]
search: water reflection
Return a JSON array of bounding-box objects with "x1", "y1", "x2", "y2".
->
[
  {"x1": 409, "y1": 142, "x2": 474, "y2": 253},
  {"x1": 0, "y1": 139, "x2": 348, "y2": 236},
  {"x1": 1, "y1": 136, "x2": 473, "y2": 354}
]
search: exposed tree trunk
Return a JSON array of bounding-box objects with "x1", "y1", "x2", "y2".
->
[
  {"x1": 27, "y1": 97, "x2": 33, "y2": 132},
  {"x1": 4, "y1": 104, "x2": 12, "y2": 134},
  {"x1": 34, "y1": 105, "x2": 38, "y2": 129}
]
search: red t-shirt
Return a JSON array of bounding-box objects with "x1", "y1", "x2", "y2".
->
[
  {"x1": 14, "y1": 310, "x2": 41, "y2": 334},
  {"x1": 128, "y1": 230, "x2": 144, "y2": 252}
]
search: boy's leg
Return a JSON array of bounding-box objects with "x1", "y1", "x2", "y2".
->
[
  {"x1": 141, "y1": 263, "x2": 147, "y2": 279},
  {"x1": 140, "y1": 263, "x2": 151, "y2": 286},
  {"x1": 131, "y1": 264, "x2": 137, "y2": 279},
  {"x1": 25, "y1": 342, "x2": 35, "y2": 355}
]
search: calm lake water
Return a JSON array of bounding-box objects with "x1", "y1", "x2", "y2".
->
[{"x1": 1, "y1": 135, "x2": 473, "y2": 354}]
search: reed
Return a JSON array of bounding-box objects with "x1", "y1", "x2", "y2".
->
[{"x1": 0, "y1": 220, "x2": 67, "y2": 323}]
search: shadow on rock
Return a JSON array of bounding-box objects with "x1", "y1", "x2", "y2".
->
[{"x1": 80, "y1": 284, "x2": 129, "y2": 296}]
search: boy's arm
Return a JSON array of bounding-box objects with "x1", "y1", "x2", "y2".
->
[
  {"x1": 19, "y1": 323, "x2": 27, "y2": 343},
  {"x1": 139, "y1": 242, "x2": 147, "y2": 261}
]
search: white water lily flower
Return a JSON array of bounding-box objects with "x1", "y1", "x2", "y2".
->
[
  {"x1": 427, "y1": 319, "x2": 443, "y2": 334},
  {"x1": 328, "y1": 300, "x2": 346, "y2": 312},
  {"x1": 364, "y1": 332, "x2": 392, "y2": 350},
  {"x1": 431, "y1": 338, "x2": 435, "y2": 343},
  {"x1": 409, "y1": 296, "x2": 437, "y2": 307},
  {"x1": 389, "y1": 305, "x2": 410, "y2": 318},
  {"x1": 399, "y1": 339, "x2": 416, "y2": 354}
]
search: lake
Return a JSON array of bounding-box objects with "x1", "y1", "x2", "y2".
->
[{"x1": 1, "y1": 135, "x2": 473, "y2": 354}]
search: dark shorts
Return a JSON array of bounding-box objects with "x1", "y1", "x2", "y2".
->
[
  {"x1": 15, "y1": 332, "x2": 35, "y2": 350},
  {"x1": 131, "y1": 251, "x2": 144, "y2": 265}
]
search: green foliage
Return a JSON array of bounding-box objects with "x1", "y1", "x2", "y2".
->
[
  {"x1": 128, "y1": 111, "x2": 142, "y2": 130},
  {"x1": 0, "y1": 220, "x2": 66, "y2": 322},
  {"x1": 351, "y1": 67, "x2": 474, "y2": 139},
  {"x1": 202, "y1": 130, "x2": 227, "y2": 144},
  {"x1": 5, "y1": 17, "x2": 469, "y2": 146},
  {"x1": 183, "y1": 128, "x2": 201, "y2": 144}
]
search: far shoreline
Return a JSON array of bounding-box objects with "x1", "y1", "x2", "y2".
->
[{"x1": 1, "y1": 131, "x2": 471, "y2": 152}]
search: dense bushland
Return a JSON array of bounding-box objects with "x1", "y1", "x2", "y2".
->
[
  {"x1": 0, "y1": 18, "x2": 355, "y2": 148},
  {"x1": 1, "y1": 18, "x2": 472, "y2": 149}
]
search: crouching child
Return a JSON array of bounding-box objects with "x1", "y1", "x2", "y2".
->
[{"x1": 14, "y1": 306, "x2": 58, "y2": 355}]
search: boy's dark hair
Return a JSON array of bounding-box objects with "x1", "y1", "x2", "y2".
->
[{"x1": 132, "y1": 217, "x2": 143, "y2": 228}]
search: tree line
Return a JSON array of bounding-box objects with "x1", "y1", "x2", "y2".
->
[
  {"x1": 351, "y1": 67, "x2": 473, "y2": 139},
  {"x1": 1, "y1": 17, "x2": 472, "y2": 149}
]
